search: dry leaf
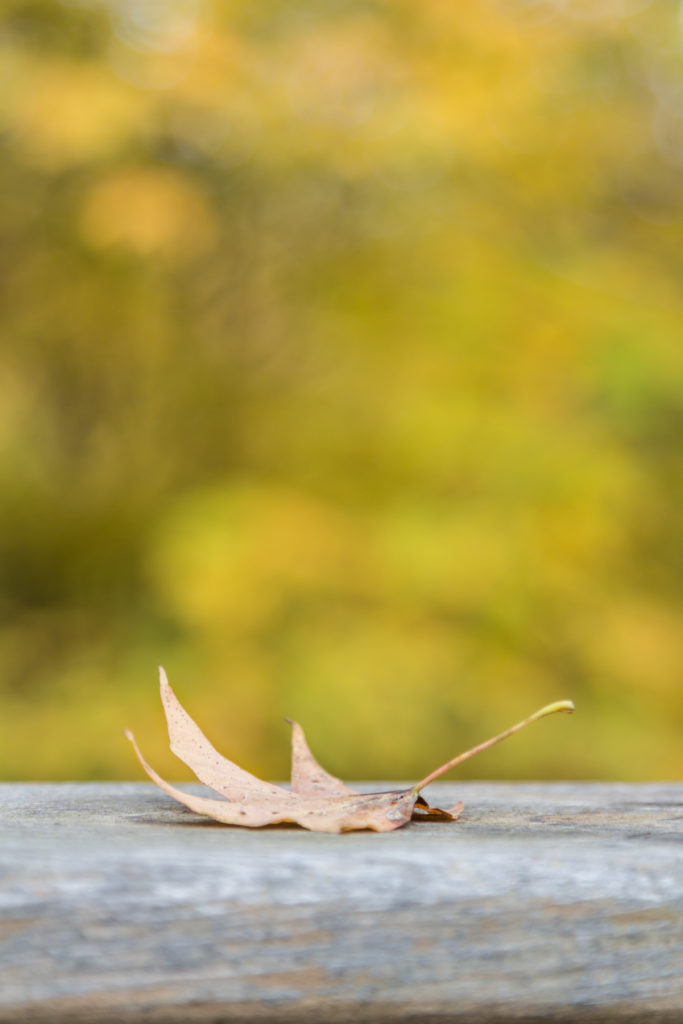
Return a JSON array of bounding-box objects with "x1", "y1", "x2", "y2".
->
[{"x1": 125, "y1": 667, "x2": 573, "y2": 834}]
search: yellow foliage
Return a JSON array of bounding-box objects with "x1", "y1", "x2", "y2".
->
[
  {"x1": 80, "y1": 167, "x2": 216, "y2": 256},
  {"x1": 0, "y1": 55, "x2": 147, "y2": 168},
  {"x1": 0, "y1": 0, "x2": 681, "y2": 782}
]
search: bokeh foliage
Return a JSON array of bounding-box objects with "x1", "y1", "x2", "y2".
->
[{"x1": 0, "y1": 0, "x2": 681, "y2": 782}]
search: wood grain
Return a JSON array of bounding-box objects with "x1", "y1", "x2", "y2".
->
[{"x1": 0, "y1": 782, "x2": 681, "y2": 1022}]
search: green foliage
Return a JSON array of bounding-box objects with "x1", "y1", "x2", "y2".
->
[{"x1": 0, "y1": 0, "x2": 681, "y2": 781}]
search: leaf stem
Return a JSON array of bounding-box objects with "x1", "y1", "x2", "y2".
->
[{"x1": 412, "y1": 700, "x2": 574, "y2": 794}]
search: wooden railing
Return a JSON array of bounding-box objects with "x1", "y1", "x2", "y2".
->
[{"x1": 1, "y1": 781, "x2": 681, "y2": 1022}]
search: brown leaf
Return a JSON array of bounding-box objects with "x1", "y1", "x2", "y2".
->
[
  {"x1": 411, "y1": 797, "x2": 464, "y2": 823},
  {"x1": 159, "y1": 666, "x2": 288, "y2": 802},
  {"x1": 125, "y1": 668, "x2": 573, "y2": 834},
  {"x1": 287, "y1": 717, "x2": 356, "y2": 798}
]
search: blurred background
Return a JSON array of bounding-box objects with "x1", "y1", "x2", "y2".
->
[{"x1": 0, "y1": 0, "x2": 681, "y2": 784}]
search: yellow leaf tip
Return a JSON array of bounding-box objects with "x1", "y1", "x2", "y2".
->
[{"x1": 539, "y1": 699, "x2": 575, "y2": 716}]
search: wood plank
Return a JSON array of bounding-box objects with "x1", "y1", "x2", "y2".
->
[{"x1": 0, "y1": 782, "x2": 681, "y2": 1022}]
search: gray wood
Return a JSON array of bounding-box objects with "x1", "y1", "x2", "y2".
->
[{"x1": 0, "y1": 782, "x2": 681, "y2": 1023}]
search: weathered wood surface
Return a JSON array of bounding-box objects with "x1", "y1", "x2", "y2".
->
[{"x1": 0, "y1": 782, "x2": 681, "y2": 1023}]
